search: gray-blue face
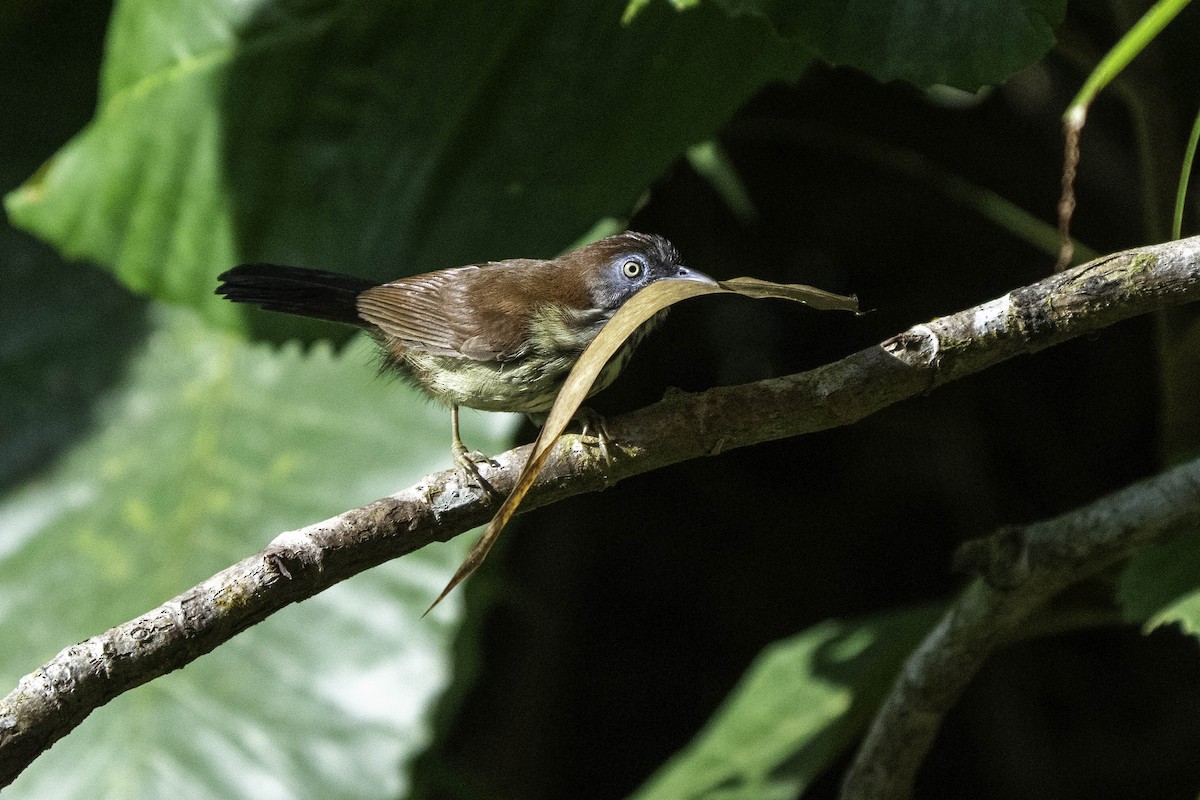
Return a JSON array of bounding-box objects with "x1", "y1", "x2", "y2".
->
[{"x1": 589, "y1": 233, "x2": 715, "y2": 311}]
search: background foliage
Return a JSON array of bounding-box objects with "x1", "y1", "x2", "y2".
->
[{"x1": 3, "y1": 1, "x2": 1199, "y2": 799}]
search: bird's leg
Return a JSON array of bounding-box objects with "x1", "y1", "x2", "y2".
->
[
  {"x1": 525, "y1": 407, "x2": 615, "y2": 464},
  {"x1": 450, "y1": 404, "x2": 500, "y2": 495}
]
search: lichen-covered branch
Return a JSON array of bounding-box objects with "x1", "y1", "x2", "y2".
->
[
  {"x1": 3, "y1": 236, "x2": 1200, "y2": 786},
  {"x1": 840, "y1": 455, "x2": 1200, "y2": 800}
]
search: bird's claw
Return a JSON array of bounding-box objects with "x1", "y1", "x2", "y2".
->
[
  {"x1": 575, "y1": 407, "x2": 615, "y2": 466},
  {"x1": 452, "y1": 442, "x2": 501, "y2": 498}
]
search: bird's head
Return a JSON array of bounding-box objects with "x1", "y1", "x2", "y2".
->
[{"x1": 563, "y1": 232, "x2": 716, "y2": 312}]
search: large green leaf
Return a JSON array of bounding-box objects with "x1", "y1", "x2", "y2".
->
[
  {"x1": 1117, "y1": 527, "x2": 1200, "y2": 640},
  {"x1": 0, "y1": 2, "x2": 144, "y2": 490},
  {"x1": 628, "y1": 605, "x2": 942, "y2": 800},
  {"x1": 0, "y1": 230, "x2": 148, "y2": 488},
  {"x1": 0, "y1": 305, "x2": 518, "y2": 799},
  {"x1": 4, "y1": 0, "x2": 810, "y2": 327},
  {"x1": 1146, "y1": 589, "x2": 1200, "y2": 639},
  {"x1": 630, "y1": 0, "x2": 1066, "y2": 89}
]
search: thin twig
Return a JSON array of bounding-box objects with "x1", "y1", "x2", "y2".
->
[{"x1": 1056, "y1": 109, "x2": 1084, "y2": 270}]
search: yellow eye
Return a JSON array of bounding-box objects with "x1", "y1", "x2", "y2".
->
[{"x1": 622, "y1": 260, "x2": 642, "y2": 278}]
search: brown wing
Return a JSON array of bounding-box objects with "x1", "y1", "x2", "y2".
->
[{"x1": 356, "y1": 260, "x2": 558, "y2": 361}]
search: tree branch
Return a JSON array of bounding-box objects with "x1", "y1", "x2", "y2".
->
[
  {"x1": 3, "y1": 236, "x2": 1200, "y2": 786},
  {"x1": 839, "y1": 454, "x2": 1200, "y2": 800}
]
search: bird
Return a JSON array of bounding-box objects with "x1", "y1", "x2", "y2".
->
[{"x1": 215, "y1": 232, "x2": 715, "y2": 481}]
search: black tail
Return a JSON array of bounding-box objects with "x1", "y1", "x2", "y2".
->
[{"x1": 215, "y1": 264, "x2": 376, "y2": 326}]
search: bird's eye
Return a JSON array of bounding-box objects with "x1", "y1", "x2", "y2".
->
[{"x1": 622, "y1": 260, "x2": 642, "y2": 279}]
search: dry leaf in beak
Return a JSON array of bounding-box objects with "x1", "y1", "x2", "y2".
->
[{"x1": 425, "y1": 276, "x2": 859, "y2": 613}]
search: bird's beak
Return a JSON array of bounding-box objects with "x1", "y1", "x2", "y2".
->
[{"x1": 673, "y1": 265, "x2": 718, "y2": 286}]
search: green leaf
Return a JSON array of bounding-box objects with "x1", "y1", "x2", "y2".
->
[
  {"x1": 1173, "y1": 105, "x2": 1200, "y2": 240},
  {"x1": 0, "y1": 305, "x2": 518, "y2": 800},
  {"x1": 0, "y1": 233, "x2": 149, "y2": 488},
  {"x1": 5, "y1": 0, "x2": 810, "y2": 325},
  {"x1": 686, "y1": 140, "x2": 757, "y2": 224},
  {"x1": 1066, "y1": 0, "x2": 1193, "y2": 119},
  {"x1": 1117, "y1": 526, "x2": 1200, "y2": 640},
  {"x1": 1147, "y1": 590, "x2": 1200, "y2": 639},
  {"x1": 632, "y1": 0, "x2": 1066, "y2": 89},
  {"x1": 628, "y1": 604, "x2": 943, "y2": 800}
]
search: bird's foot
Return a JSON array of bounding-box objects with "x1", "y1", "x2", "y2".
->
[
  {"x1": 452, "y1": 441, "x2": 501, "y2": 499},
  {"x1": 575, "y1": 407, "x2": 615, "y2": 466}
]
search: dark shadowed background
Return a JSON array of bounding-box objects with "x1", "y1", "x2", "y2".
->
[{"x1": 3, "y1": 2, "x2": 1199, "y2": 799}]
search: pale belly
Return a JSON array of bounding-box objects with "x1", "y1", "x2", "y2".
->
[{"x1": 387, "y1": 311, "x2": 666, "y2": 414}]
